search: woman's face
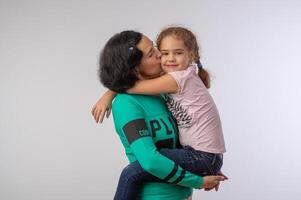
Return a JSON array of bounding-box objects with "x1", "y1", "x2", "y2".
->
[{"x1": 136, "y1": 35, "x2": 162, "y2": 79}]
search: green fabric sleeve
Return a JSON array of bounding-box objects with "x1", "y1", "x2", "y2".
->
[{"x1": 112, "y1": 95, "x2": 204, "y2": 189}]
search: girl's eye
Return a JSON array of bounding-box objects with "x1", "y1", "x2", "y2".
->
[{"x1": 175, "y1": 52, "x2": 183, "y2": 55}]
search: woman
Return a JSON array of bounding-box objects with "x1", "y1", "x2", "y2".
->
[{"x1": 95, "y1": 30, "x2": 225, "y2": 200}]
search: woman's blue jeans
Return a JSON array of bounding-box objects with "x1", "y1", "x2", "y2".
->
[{"x1": 113, "y1": 146, "x2": 223, "y2": 200}]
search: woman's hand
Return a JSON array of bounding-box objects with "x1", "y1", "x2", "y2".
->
[
  {"x1": 91, "y1": 90, "x2": 116, "y2": 123},
  {"x1": 214, "y1": 170, "x2": 228, "y2": 191},
  {"x1": 200, "y1": 175, "x2": 227, "y2": 191}
]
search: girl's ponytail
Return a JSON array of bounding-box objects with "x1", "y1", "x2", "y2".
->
[{"x1": 196, "y1": 60, "x2": 210, "y2": 89}]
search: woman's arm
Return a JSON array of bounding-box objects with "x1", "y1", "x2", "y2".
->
[
  {"x1": 91, "y1": 90, "x2": 116, "y2": 123},
  {"x1": 112, "y1": 95, "x2": 224, "y2": 189},
  {"x1": 127, "y1": 74, "x2": 178, "y2": 95}
]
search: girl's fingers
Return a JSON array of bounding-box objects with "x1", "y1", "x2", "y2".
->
[
  {"x1": 99, "y1": 110, "x2": 105, "y2": 123},
  {"x1": 95, "y1": 108, "x2": 102, "y2": 123},
  {"x1": 106, "y1": 108, "x2": 111, "y2": 118},
  {"x1": 91, "y1": 106, "x2": 96, "y2": 116},
  {"x1": 92, "y1": 105, "x2": 111, "y2": 123}
]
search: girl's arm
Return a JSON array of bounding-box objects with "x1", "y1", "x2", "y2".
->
[
  {"x1": 92, "y1": 74, "x2": 177, "y2": 123},
  {"x1": 127, "y1": 74, "x2": 178, "y2": 95},
  {"x1": 91, "y1": 90, "x2": 116, "y2": 123}
]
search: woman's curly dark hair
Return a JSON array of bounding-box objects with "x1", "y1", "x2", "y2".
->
[{"x1": 99, "y1": 31, "x2": 143, "y2": 93}]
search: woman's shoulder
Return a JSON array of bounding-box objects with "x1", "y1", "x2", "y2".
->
[
  {"x1": 113, "y1": 93, "x2": 137, "y2": 106},
  {"x1": 114, "y1": 93, "x2": 150, "y2": 102},
  {"x1": 113, "y1": 93, "x2": 150, "y2": 107},
  {"x1": 113, "y1": 94, "x2": 166, "y2": 112},
  {"x1": 114, "y1": 93, "x2": 162, "y2": 103}
]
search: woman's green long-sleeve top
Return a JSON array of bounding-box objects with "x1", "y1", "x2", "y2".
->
[{"x1": 112, "y1": 94, "x2": 204, "y2": 200}]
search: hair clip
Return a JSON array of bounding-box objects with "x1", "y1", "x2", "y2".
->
[
  {"x1": 129, "y1": 47, "x2": 134, "y2": 51},
  {"x1": 197, "y1": 61, "x2": 203, "y2": 70}
]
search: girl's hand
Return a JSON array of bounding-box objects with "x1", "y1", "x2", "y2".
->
[
  {"x1": 91, "y1": 90, "x2": 116, "y2": 123},
  {"x1": 200, "y1": 175, "x2": 227, "y2": 190}
]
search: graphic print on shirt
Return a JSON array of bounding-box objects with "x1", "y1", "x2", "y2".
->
[
  {"x1": 163, "y1": 94, "x2": 192, "y2": 128},
  {"x1": 122, "y1": 116, "x2": 177, "y2": 150}
]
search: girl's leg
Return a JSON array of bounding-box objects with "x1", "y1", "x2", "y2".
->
[{"x1": 159, "y1": 146, "x2": 223, "y2": 176}]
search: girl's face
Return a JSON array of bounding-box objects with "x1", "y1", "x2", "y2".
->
[
  {"x1": 136, "y1": 35, "x2": 163, "y2": 79},
  {"x1": 160, "y1": 35, "x2": 192, "y2": 73}
]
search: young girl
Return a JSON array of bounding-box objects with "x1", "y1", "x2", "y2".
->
[{"x1": 92, "y1": 27, "x2": 227, "y2": 199}]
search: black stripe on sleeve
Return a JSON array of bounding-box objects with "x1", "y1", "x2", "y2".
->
[
  {"x1": 122, "y1": 119, "x2": 150, "y2": 145},
  {"x1": 171, "y1": 169, "x2": 186, "y2": 184},
  {"x1": 163, "y1": 163, "x2": 178, "y2": 182}
]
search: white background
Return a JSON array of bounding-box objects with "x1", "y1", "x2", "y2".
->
[{"x1": 1, "y1": 0, "x2": 301, "y2": 199}]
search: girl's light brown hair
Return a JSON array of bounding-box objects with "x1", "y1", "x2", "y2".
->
[{"x1": 156, "y1": 26, "x2": 210, "y2": 88}]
